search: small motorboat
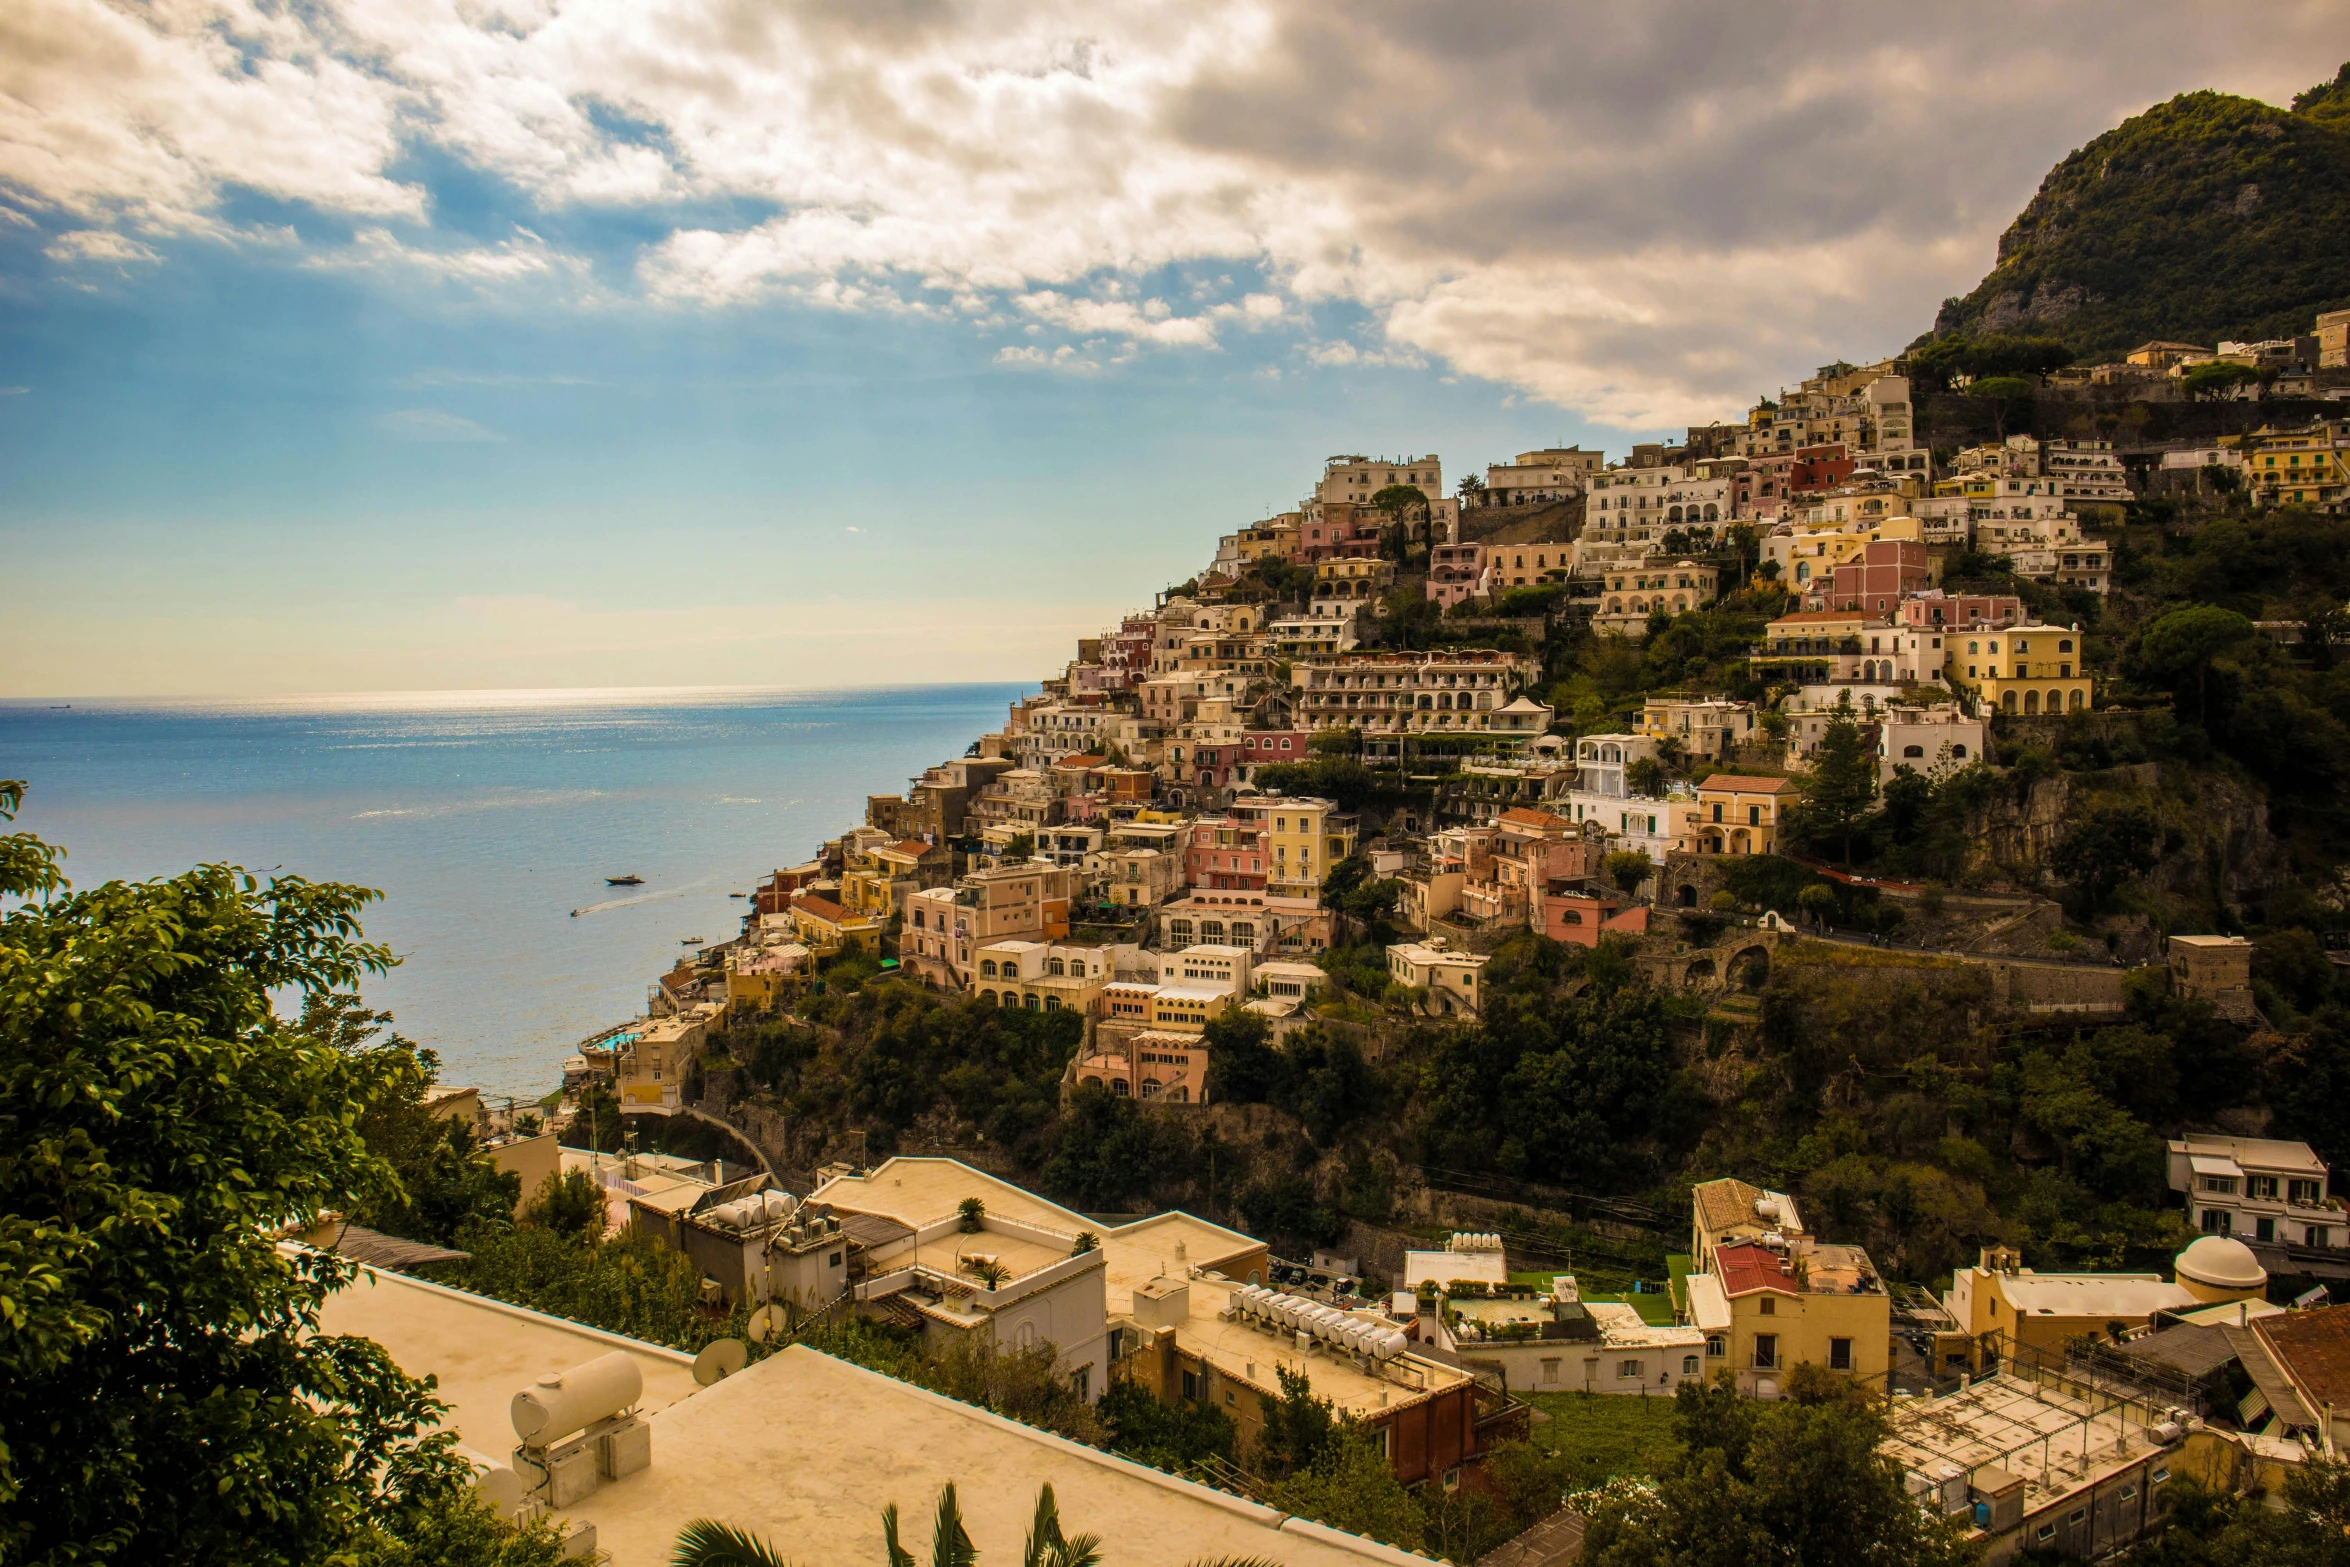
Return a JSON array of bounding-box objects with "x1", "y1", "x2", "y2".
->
[
  {"x1": 605, "y1": 874, "x2": 644, "y2": 886},
  {"x1": 728, "y1": 891, "x2": 747, "y2": 898},
  {"x1": 681, "y1": 936, "x2": 704, "y2": 945}
]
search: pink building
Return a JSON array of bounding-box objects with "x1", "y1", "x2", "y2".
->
[
  {"x1": 1185, "y1": 814, "x2": 1267, "y2": 891},
  {"x1": 1897, "y1": 591, "x2": 2025, "y2": 632},
  {"x1": 1812, "y1": 539, "x2": 1928, "y2": 615},
  {"x1": 1426, "y1": 542, "x2": 1489, "y2": 608}
]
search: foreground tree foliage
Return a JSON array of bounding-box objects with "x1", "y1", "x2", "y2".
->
[
  {"x1": 2114, "y1": 1457, "x2": 2350, "y2": 1567},
  {"x1": 0, "y1": 782, "x2": 533, "y2": 1565},
  {"x1": 1578, "y1": 1366, "x2": 1977, "y2": 1567}
]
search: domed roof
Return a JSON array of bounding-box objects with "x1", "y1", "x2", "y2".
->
[{"x1": 2175, "y1": 1234, "x2": 2267, "y2": 1290}]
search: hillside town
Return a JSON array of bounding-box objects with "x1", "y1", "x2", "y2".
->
[{"x1": 362, "y1": 319, "x2": 2350, "y2": 1565}]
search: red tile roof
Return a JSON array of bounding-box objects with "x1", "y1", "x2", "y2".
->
[
  {"x1": 1698, "y1": 774, "x2": 1796, "y2": 795},
  {"x1": 880, "y1": 839, "x2": 936, "y2": 861},
  {"x1": 2257, "y1": 1304, "x2": 2350, "y2": 1409},
  {"x1": 1053, "y1": 754, "x2": 1108, "y2": 770},
  {"x1": 1715, "y1": 1242, "x2": 1797, "y2": 1297},
  {"x1": 1769, "y1": 608, "x2": 1886, "y2": 624},
  {"x1": 1497, "y1": 807, "x2": 1571, "y2": 828},
  {"x1": 792, "y1": 896, "x2": 847, "y2": 923}
]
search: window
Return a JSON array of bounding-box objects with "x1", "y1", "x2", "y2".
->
[
  {"x1": 2121, "y1": 1485, "x2": 2137, "y2": 1502},
  {"x1": 2037, "y1": 1526, "x2": 2056, "y2": 1543},
  {"x1": 2068, "y1": 1510, "x2": 2087, "y2": 1526},
  {"x1": 2290, "y1": 1178, "x2": 2323, "y2": 1204},
  {"x1": 828, "y1": 1251, "x2": 843, "y2": 1267},
  {"x1": 1682, "y1": 1355, "x2": 1701, "y2": 1376},
  {"x1": 1705, "y1": 1335, "x2": 1726, "y2": 1358},
  {"x1": 1181, "y1": 1370, "x2": 1200, "y2": 1400},
  {"x1": 1829, "y1": 1337, "x2": 1852, "y2": 1370},
  {"x1": 2201, "y1": 1209, "x2": 2233, "y2": 1236},
  {"x1": 1752, "y1": 1334, "x2": 1778, "y2": 1369},
  {"x1": 1758, "y1": 1297, "x2": 1775, "y2": 1316}
]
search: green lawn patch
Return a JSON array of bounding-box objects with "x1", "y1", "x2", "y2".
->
[{"x1": 1522, "y1": 1390, "x2": 1684, "y2": 1482}]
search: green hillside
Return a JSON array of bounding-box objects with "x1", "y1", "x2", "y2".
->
[{"x1": 1927, "y1": 63, "x2": 2350, "y2": 356}]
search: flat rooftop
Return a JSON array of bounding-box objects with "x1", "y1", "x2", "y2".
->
[
  {"x1": 1999, "y1": 1273, "x2": 2195, "y2": 1320},
  {"x1": 813, "y1": 1157, "x2": 1083, "y2": 1236},
  {"x1": 1884, "y1": 1373, "x2": 2158, "y2": 1512},
  {"x1": 310, "y1": 1261, "x2": 700, "y2": 1460},
  {"x1": 326, "y1": 1265, "x2": 1405, "y2": 1566},
  {"x1": 1177, "y1": 1273, "x2": 1467, "y2": 1419}
]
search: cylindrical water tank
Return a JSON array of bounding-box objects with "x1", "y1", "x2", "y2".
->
[
  {"x1": 761, "y1": 1190, "x2": 798, "y2": 1222},
  {"x1": 456, "y1": 1444, "x2": 528, "y2": 1518},
  {"x1": 512, "y1": 1352, "x2": 644, "y2": 1446},
  {"x1": 1373, "y1": 1329, "x2": 1409, "y2": 1361}
]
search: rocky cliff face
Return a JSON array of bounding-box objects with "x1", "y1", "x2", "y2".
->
[{"x1": 1964, "y1": 760, "x2": 2286, "y2": 908}]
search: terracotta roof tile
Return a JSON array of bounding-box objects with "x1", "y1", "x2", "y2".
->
[
  {"x1": 1715, "y1": 1242, "x2": 1796, "y2": 1297},
  {"x1": 2256, "y1": 1304, "x2": 2350, "y2": 1409},
  {"x1": 1698, "y1": 774, "x2": 1796, "y2": 794},
  {"x1": 1694, "y1": 1178, "x2": 1765, "y2": 1237}
]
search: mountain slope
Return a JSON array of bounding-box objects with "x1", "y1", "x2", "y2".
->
[{"x1": 1928, "y1": 66, "x2": 2350, "y2": 356}]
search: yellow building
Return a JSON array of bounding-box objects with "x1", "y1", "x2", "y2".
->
[
  {"x1": 1147, "y1": 982, "x2": 1233, "y2": 1033},
  {"x1": 1945, "y1": 622, "x2": 2092, "y2": 716},
  {"x1": 1692, "y1": 775, "x2": 1794, "y2": 856},
  {"x1": 1682, "y1": 1239, "x2": 1890, "y2": 1396},
  {"x1": 1264, "y1": 795, "x2": 1357, "y2": 900},
  {"x1": 2240, "y1": 422, "x2": 2349, "y2": 511},
  {"x1": 1937, "y1": 1243, "x2": 2263, "y2": 1375}
]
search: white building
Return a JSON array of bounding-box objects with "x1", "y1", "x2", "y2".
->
[
  {"x1": 1386, "y1": 939, "x2": 1489, "y2": 1018},
  {"x1": 2166, "y1": 1135, "x2": 2345, "y2": 1250},
  {"x1": 1480, "y1": 447, "x2": 1604, "y2": 508}
]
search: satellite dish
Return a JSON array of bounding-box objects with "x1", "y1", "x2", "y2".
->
[
  {"x1": 746, "y1": 1305, "x2": 786, "y2": 1345},
  {"x1": 693, "y1": 1338, "x2": 749, "y2": 1386}
]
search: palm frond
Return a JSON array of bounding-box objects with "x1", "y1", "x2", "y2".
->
[
  {"x1": 1049, "y1": 1531, "x2": 1104, "y2": 1567},
  {"x1": 932, "y1": 1482, "x2": 978, "y2": 1567},
  {"x1": 883, "y1": 1502, "x2": 916, "y2": 1567},
  {"x1": 670, "y1": 1517, "x2": 796, "y2": 1567},
  {"x1": 1180, "y1": 1558, "x2": 1287, "y2": 1567},
  {"x1": 1024, "y1": 1481, "x2": 1065, "y2": 1567}
]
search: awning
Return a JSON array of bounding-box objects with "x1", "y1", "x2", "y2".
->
[
  {"x1": 2189, "y1": 1155, "x2": 2244, "y2": 1179},
  {"x1": 2224, "y1": 1326, "x2": 2319, "y2": 1431},
  {"x1": 322, "y1": 1223, "x2": 470, "y2": 1273}
]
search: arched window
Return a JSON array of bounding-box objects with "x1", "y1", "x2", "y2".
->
[
  {"x1": 1048, "y1": 957, "x2": 1065, "y2": 975},
  {"x1": 2070, "y1": 689, "x2": 2085, "y2": 713},
  {"x1": 1230, "y1": 922, "x2": 1254, "y2": 941},
  {"x1": 2024, "y1": 690, "x2": 2041, "y2": 714},
  {"x1": 2001, "y1": 691, "x2": 2018, "y2": 713},
  {"x1": 1111, "y1": 1079, "x2": 1130, "y2": 1097},
  {"x1": 1024, "y1": 994, "x2": 1039, "y2": 1011},
  {"x1": 1951, "y1": 744, "x2": 1968, "y2": 758},
  {"x1": 1045, "y1": 996, "x2": 1061, "y2": 1011},
  {"x1": 1903, "y1": 744, "x2": 1925, "y2": 758},
  {"x1": 980, "y1": 989, "x2": 997, "y2": 1005},
  {"x1": 980, "y1": 960, "x2": 997, "y2": 977},
  {"x1": 1704, "y1": 504, "x2": 1719, "y2": 521}
]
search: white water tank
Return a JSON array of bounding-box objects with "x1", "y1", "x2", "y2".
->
[{"x1": 512, "y1": 1352, "x2": 644, "y2": 1447}]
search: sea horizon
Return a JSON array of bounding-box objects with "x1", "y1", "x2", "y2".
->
[
  {"x1": 1, "y1": 681, "x2": 1024, "y2": 1099},
  {"x1": 0, "y1": 678, "x2": 1033, "y2": 713}
]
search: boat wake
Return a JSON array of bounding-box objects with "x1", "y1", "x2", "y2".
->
[{"x1": 570, "y1": 873, "x2": 736, "y2": 918}]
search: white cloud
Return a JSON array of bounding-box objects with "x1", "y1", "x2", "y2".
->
[
  {"x1": 0, "y1": 385, "x2": 27, "y2": 394},
  {"x1": 44, "y1": 229, "x2": 160, "y2": 264},
  {"x1": 375, "y1": 408, "x2": 506, "y2": 442},
  {"x1": 6, "y1": 0, "x2": 2345, "y2": 422}
]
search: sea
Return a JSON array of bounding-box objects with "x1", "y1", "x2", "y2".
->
[{"x1": 0, "y1": 684, "x2": 1023, "y2": 1099}]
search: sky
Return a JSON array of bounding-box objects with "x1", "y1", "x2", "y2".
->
[{"x1": 2, "y1": 0, "x2": 2345, "y2": 698}]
